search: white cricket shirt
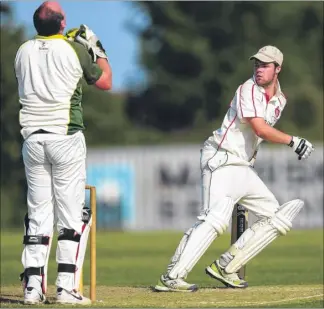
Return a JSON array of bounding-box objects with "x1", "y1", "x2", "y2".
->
[
  {"x1": 14, "y1": 34, "x2": 102, "y2": 139},
  {"x1": 206, "y1": 77, "x2": 287, "y2": 163}
]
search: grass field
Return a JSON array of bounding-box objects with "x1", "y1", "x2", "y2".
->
[{"x1": 1, "y1": 229, "x2": 323, "y2": 308}]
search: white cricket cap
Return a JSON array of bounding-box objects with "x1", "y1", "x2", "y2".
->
[{"x1": 249, "y1": 45, "x2": 283, "y2": 66}]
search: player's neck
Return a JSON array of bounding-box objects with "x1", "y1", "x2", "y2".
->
[{"x1": 263, "y1": 78, "x2": 278, "y2": 99}]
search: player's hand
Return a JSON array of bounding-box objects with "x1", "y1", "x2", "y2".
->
[
  {"x1": 288, "y1": 136, "x2": 314, "y2": 160},
  {"x1": 74, "y1": 24, "x2": 108, "y2": 62}
]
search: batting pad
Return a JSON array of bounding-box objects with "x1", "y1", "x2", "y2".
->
[
  {"x1": 168, "y1": 221, "x2": 217, "y2": 279},
  {"x1": 168, "y1": 197, "x2": 234, "y2": 279},
  {"x1": 55, "y1": 208, "x2": 92, "y2": 291},
  {"x1": 225, "y1": 199, "x2": 304, "y2": 274},
  {"x1": 74, "y1": 208, "x2": 92, "y2": 291},
  {"x1": 21, "y1": 213, "x2": 53, "y2": 294},
  {"x1": 166, "y1": 226, "x2": 194, "y2": 276},
  {"x1": 43, "y1": 231, "x2": 53, "y2": 293}
]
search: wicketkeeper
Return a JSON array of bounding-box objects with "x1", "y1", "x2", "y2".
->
[
  {"x1": 14, "y1": 1, "x2": 112, "y2": 304},
  {"x1": 154, "y1": 45, "x2": 314, "y2": 292}
]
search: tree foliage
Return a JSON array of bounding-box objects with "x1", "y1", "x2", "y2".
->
[
  {"x1": 1, "y1": 3, "x2": 27, "y2": 227},
  {"x1": 126, "y1": 1, "x2": 323, "y2": 139}
]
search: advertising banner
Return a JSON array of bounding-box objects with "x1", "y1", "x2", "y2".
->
[{"x1": 87, "y1": 145, "x2": 323, "y2": 230}]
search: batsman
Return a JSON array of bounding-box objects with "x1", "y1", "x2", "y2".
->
[
  {"x1": 14, "y1": 1, "x2": 112, "y2": 304},
  {"x1": 154, "y1": 45, "x2": 314, "y2": 292}
]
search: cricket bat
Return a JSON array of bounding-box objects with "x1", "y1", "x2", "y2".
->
[{"x1": 231, "y1": 204, "x2": 248, "y2": 279}]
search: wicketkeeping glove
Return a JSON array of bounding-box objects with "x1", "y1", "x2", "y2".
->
[
  {"x1": 65, "y1": 28, "x2": 79, "y2": 41},
  {"x1": 74, "y1": 24, "x2": 108, "y2": 62},
  {"x1": 288, "y1": 136, "x2": 314, "y2": 160}
]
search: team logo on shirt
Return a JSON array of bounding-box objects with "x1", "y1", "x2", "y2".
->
[
  {"x1": 39, "y1": 42, "x2": 48, "y2": 51},
  {"x1": 266, "y1": 106, "x2": 281, "y2": 126},
  {"x1": 275, "y1": 106, "x2": 280, "y2": 118}
]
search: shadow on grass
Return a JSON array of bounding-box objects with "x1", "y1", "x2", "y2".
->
[
  {"x1": 148, "y1": 285, "x2": 235, "y2": 292},
  {"x1": 0, "y1": 296, "x2": 24, "y2": 305},
  {"x1": 0, "y1": 295, "x2": 59, "y2": 306}
]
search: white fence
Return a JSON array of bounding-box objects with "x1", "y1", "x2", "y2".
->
[{"x1": 86, "y1": 144, "x2": 323, "y2": 231}]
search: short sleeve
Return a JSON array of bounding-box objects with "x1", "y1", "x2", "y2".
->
[
  {"x1": 67, "y1": 41, "x2": 103, "y2": 85},
  {"x1": 237, "y1": 82, "x2": 265, "y2": 120}
]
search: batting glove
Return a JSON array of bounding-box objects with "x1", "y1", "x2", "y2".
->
[
  {"x1": 288, "y1": 136, "x2": 314, "y2": 160},
  {"x1": 74, "y1": 24, "x2": 108, "y2": 62}
]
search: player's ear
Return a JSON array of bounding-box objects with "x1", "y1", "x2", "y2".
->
[
  {"x1": 275, "y1": 65, "x2": 281, "y2": 74},
  {"x1": 61, "y1": 19, "x2": 66, "y2": 29},
  {"x1": 60, "y1": 12, "x2": 66, "y2": 30}
]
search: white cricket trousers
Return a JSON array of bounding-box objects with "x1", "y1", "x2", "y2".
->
[
  {"x1": 21, "y1": 131, "x2": 86, "y2": 288},
  {"x1": 200, "y1": 144, "x2": 280, "y2": 219}
]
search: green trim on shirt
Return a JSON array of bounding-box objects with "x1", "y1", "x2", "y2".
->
[
  {"x1": 67, "y1": 78, "x2": 85, "y2": 135},
  {"x1": 65, "y1": 40, "x2": 103, "y2": 85},
  {"x1": 64, "y1": 40, "x2": 103, "y2": 134}
]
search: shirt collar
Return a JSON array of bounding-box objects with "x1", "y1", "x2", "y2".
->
[
  {"x1": 35, "y1": 34, "x2": 65, "y2": 40},
  {"x1": 252, "y1": 75, "x2": 282, "y2": 98},
  {"x1": 275, "y1": 80, "x2": 282, "y2": 97}
]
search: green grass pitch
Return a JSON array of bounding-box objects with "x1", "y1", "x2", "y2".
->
[{"x1": 1, "y1": 229, "x2": 323, "y2": 307}]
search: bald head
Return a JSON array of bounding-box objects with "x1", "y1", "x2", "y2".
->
[
  {"x1": 33, "y1": 1, "x2": 66, "y2": 36},
  {"x1": 39, "y1": 1, "x2": 64, "y2": 15}
]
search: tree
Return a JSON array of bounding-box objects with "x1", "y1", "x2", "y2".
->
[
  {"x1": 0, "y1": 3, "x2": 27, "y2": 227},
  {"x1": 126, "y1": 2, "x2": 323, "y2": 141}
]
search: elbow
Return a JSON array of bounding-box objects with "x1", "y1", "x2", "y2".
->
[
  {"x1": 103, "y1": 80, "x2": 112, "y2": 91},
  {"x1": 104, "y1": 73, "x2": 112, "y2": 91},
  {"x1": 247, "y1": 118, "x2": 269, "y2": 139},
  {"x1": 254, "y1": 128, "x2": 266, "y2": 139},
  {"x1": 254, "y1": 129, "x2": 263, "y2": 138},
  {"x1": 96, "y1": 74, "x2": 112, "y2": 91}
]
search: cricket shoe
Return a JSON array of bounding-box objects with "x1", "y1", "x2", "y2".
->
[
  {"x1": 154, "y1": 275, "x2": 198, "y2": 292},
  {"x1": 205, "y1": 259, "x2": 248, "y2": 288},
  {"x1": 24, "y1": 287, "x2": 46, "y2": 305},
  {"x1": 56, "y1": 287, "x2": 91, "y2": 304}
]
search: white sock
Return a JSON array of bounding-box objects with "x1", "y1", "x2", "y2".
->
[
  {"x1": 27, "y1": 275, "x2": 42, "y2": 294},
  {"x1": 56, "y1": 273, "x2": 74, "y2": 291}
]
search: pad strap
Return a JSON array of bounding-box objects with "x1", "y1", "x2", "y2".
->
[
  {"x1": 23, "y1": 236, "x2": 50, "y2": 245},
  {"x1": 19, "y1": 267, "x2": 44, "y2": 287},
  {"x1": 58, "y1": 263, "x2": 76, "y2": 273},
  {"x1": 58, "y1": 229, "x2": 81, "y2": 242},
  {"x1": 20, "y1": 266, "x2": 44, "y2": 279}
]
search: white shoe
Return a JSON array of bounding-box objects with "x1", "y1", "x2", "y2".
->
[
  {"x1": 154, "y1": 275, "x2": 198, "y2": 292},
  {"x1": 24, "y1": 287, "x2": 46, "y2": 305},
  {"x1": 205, "y1": 260, "x2": 248, "y2": 288},
  {"x1": 56, "y1": 287, "x2": 91, "y2": 305}
]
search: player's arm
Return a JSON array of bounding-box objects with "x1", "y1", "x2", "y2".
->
[
  {"x1": 69, "y1": 41, "x2": 112, "y2": 90},
  {"x1": 238, "y1": 83, "x2": 314, "y2": 160},
  {"x1": 238, "y1": 85, "x2": 290, "y2": 144},
  {"x1": 246, "y1": 117, "x2": 291, "y2": 144},
  {"x1": 66, "y1": 25, "x2": 112, "y2": 90},
  {"x1": 75, "y1": 24, "x2": 112, "y2": 90},
  {"x1": 95, "y1": 58, "x2": 112, "y2": 90},
  {"x1": 246, "y1": 117, "x2": 314, "y2": 160}
]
